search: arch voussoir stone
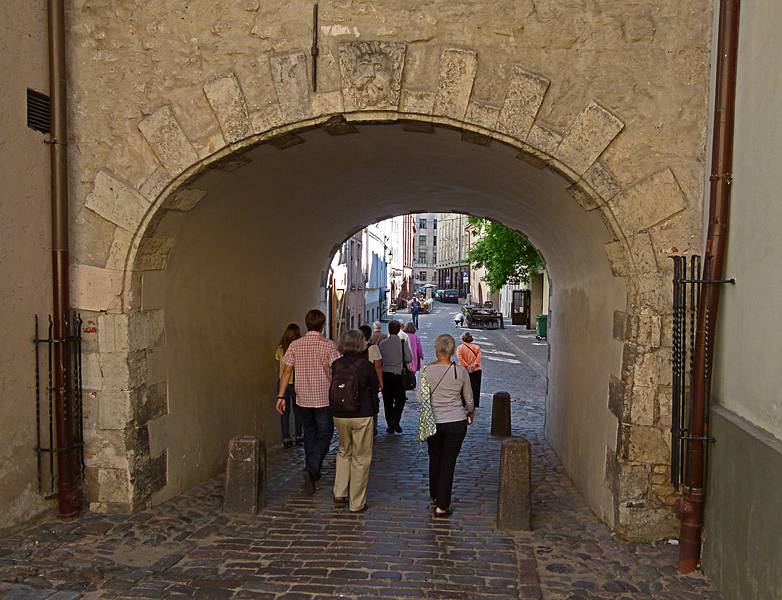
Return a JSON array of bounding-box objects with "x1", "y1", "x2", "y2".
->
[
  {"x1": 203, "y1": 72, "x2": 252, "y2": 144},
  {"x1": 433, "y1": 48, "x2": 478, "y2": 121},
  {"x1": 138, "y1": 106, "x2": 200, "y2": 176},
  {"x1": 496, "y1": 67, "x2": 550, "y2": 142},
  {"x1": 554, "y1": 101, "x2": 625, "y2": 176}
]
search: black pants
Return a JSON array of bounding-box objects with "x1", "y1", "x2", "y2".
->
[
  {"x1": 427, "y1": 420, "x2": 468, "y2": 510},
  {"x1": 468, "y1": 369, "x2": 482, "y2": 408},
  {"x1": 382, "y1": 372, "x2": 406, "y2": 428},
  {"x1": 298, "y1": 406, "x2": 334, "y2": 479}
]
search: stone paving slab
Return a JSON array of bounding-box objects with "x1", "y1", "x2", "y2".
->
[{"x1": 0, "y1": 303, "x2": 722, "y2": 600}]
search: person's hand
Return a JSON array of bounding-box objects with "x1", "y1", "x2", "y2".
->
[
  {"x1": 467, "y1": 411, "x2": 475, "y2": 424},
  {"x1": 275, "y1": 397, "x2": 286, "y2": 415}
]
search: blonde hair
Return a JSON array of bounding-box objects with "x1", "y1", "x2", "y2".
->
[{"x1": 434, "y1": 334, "x2": 456, "y2": 358}]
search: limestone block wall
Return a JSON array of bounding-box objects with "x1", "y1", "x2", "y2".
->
[{"x1": 57, "y1": 0, "x2": 713, "y2": 540}]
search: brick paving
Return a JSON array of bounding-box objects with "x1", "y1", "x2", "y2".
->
[{"x1": 0, "y1": 303, "x2": 722, "y2": 599}]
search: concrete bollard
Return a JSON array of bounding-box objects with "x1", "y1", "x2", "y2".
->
[
  {"x1": 491, "y1": 391, "x2": 512, "y2": 437},
  {"x1": 497, "y1": 437, "x2": 532, "y2": 531},
  {"x1": 223, "y1": 435, "x2": 266, "y2": 514}
]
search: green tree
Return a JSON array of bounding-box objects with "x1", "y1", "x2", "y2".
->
[{"x1": 467, "y1": 217, "x2": 543, "y2": 292}]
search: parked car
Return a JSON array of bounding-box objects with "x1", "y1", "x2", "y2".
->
[
  {"x1": 434, "y1": 289, "x2": 444, "y2": 300},
  {"x1": 441, "y1": 289, "x2": 459, "y2": 303}
]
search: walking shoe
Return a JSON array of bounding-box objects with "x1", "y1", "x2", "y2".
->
[
  {"x1": 386, "y1": 427, "x2": 395, "y2": 434},
  {"x1": 333, "y1": 496, "x2": 346, "y2": 505},
  {"x1": 302, "y1": 470, "x2": 316, "y2": 495},
  {"x1": 283, "y1": 439, "x2": 293, "y2": 449},
  {"x1": 394, "y1": 423, "x2": 403, "y2": 433},
  {"x1": 350, "y1": 504, "x2": 369, "y2": 513},
  {"x1": 433, "y1": 507, "x2": 453, "y2": 518}
]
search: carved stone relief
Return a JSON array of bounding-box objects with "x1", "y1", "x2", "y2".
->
[{"x1": 338, "y1": 41, "x2": 407, "y2": 111}]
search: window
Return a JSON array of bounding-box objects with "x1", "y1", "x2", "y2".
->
[
  {"x1": 419, "y1": 218, "x2": 427, "y2": 229},
  {"x1": 419, "y1": 235, "x2": 426, "y2": 247},
  {"x1": 433, "y1": 219, "x2": 438, "y2": 229},
  {"x1": 420, "y1": 271, "x2": 427, "y2": 281},
  {"x1": 433, "y1": 252, "x2": 437, "y2": 263},
  {"x1": 418, "y1": 250, "x2": 427, "y2": 263},
  {"x1": 433, "y1": 235, "x2": 437, "y2": 246}
]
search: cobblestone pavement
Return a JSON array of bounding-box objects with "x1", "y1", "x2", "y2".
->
[{"x1": 0, "y1": 303, "x2": 722, "y2": 600}]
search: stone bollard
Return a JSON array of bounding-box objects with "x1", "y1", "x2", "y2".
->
[
  {"x1": 223, "y1": 435, "x2": 266, "y2": 514},
  {"x1": 491, "y1": 391, "x2": 512, "y2": 437},
  {"x1": 497, "y1": 437, "x2": 532, "y2": 531}
]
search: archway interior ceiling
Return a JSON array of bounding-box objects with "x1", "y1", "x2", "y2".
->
[{"x1": 156, "y1": 125, "x2": 617, "y2": 287}]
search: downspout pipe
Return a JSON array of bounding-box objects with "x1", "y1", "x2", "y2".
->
[
  {"x1": 677, "y1": 0, "x2": 740, "y2": 573},
  {"x1": 48, "y1": 0, "x2": 81, "y2": 518}
]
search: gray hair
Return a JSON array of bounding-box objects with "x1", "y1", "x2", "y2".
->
[
  {"x1": 372, "y1": 321, "x2": 382, "y2": 330},
  {"x1": 434, "y1": 334, "x2": 456, "y2": 358},
  {"x1": 338, "y1": 329, "x2": 367, "y2": 354}
]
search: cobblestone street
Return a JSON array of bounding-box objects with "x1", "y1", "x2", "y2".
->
[{"x1": 0, "y1": 304, "x2": 721, "y2": 599}]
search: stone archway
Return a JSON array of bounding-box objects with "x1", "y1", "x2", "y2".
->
[{"x1": 73, "y1": 41, "x2": 701, "y2": 541}]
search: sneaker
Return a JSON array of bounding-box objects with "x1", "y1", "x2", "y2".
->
[{"x1": 302, "y1": 470, "x2": 316, "y2": 495}]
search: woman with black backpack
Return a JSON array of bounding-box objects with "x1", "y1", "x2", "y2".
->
[{"x1": 330, "y1": 329, "x2": 380, "y2": 513}]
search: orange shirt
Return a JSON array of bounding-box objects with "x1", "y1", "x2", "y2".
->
[{"x1": 456, "y1": 342, "x2": 482, "y2": 372}]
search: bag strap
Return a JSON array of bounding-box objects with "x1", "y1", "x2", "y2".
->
[{"x1": 428, "y1": 365, "x2": 452, "y2": 398}]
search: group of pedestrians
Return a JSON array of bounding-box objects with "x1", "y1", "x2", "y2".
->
[{"x1": 273, "y1": 308, "x2": 482, "y2": 517}]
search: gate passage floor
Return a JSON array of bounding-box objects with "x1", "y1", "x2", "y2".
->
[{"x1": 0, "y1": 304, "x2": 722, "y2": 600}]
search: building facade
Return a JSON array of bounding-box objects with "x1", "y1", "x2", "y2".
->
[
  {"x1": 413, "y1": 213, "x2": 438, "y2": 287},
  {"x1": 362, "y1": 223, "x2": 390, "y2": 324},
  {"x1": 436, "y1": 213, "x2": 470, "y2": 296}
]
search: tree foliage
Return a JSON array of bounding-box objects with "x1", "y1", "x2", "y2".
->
[{"x1": 467, "y1": 217, "x2": 543, "y2": 292}]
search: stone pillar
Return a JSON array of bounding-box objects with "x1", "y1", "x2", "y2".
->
[
  {"x1": 497, "y1": 437, "x2": 532, "y2": 531},
  {"x1": 223, "y1": 436, "x2": 266, "y2": 514},
  {"x1": 491, "y1": 391, "x2": 512, "y2": 437}
]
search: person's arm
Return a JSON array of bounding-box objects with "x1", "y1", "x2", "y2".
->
[
  {"x1": 460, "y1": 367, "x2": 475, "y2": 420},
  {"x1": 276, "y1": 364, "x2": 293, "y2": 415},
  {"x1": 404, "y1": 340, "x2": 413, "y2": 367}
]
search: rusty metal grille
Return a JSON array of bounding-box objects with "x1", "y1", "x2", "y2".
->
[{"x1": 27, "y1": 88, "x2": 51, "y2": 134}]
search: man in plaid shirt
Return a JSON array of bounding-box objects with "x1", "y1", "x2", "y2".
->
[{"x1": 276, "y1": 309, "x2": 340, "y2": 494}]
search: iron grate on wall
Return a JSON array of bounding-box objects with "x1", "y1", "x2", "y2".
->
[{"x1": 27, "y1": 88, "x2": 51, "y2": 134}]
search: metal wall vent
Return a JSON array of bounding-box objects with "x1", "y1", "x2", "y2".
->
[{"x1": 27, "y1": 89, "x2": 51, "y2": 134}]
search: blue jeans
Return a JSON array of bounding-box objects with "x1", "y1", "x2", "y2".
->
[
  {"x1": 299, "y1": 406, "x2": 334, "y2": 479},
  {"x1": 281, "y1": 384, "x2": 303, "y2": 441}
]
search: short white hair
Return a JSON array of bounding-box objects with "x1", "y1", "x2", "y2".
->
[
  {"x1": 338, "y1": 330, "x2": 367, "y2": 354},
  {"x1": 372, "y1": 321, "x2": 382, "y2": 330},
  {"x1": 434, "y1": 334, "x2": 456, "y2": 358}
]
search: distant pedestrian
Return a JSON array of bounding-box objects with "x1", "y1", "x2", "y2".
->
[
  {"x1": 274, "y1": 323, "x2": 303, "y2": 448},
  {"x1": 369, "y1": 321, "x2": 387, "y2": 346},
  {"x1": 359, "y1": 324, "x2": 383, "y2": 436},
  {"x1": 453, "y1": 312, "x2": 465, "y2": 327},
  {"x1": 276, "y1": 309, "x2": 340, "y2": 494},
  {"x1": 457, "y1": 331, "x2": 483, "y2": 408},
  {"x1": 378, "y1": 320, "x2": 413, "y2": 434},
  {"x1": 403, "y1": 322, "x2": 424, "y2": 374},
  {"x1": 419, "y1": 334, "x2": 474, "y2": 518},
  {"x1": 330, "y1": 330, "x2": 380, "y2": 513},
  {"x1": 410, "y1": 297, "x2": 421, "y2": 328}
]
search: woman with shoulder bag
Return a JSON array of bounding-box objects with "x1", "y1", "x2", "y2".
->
[
  {"x1": 456, "y1": 331, "x2": 482, "y2": 408},
  {"x1": 418, "y1": 334, "x2": 474, "y2": 518}
]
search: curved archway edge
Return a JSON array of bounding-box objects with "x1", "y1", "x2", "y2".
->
[{"x1": 74, "y1": 43, "x2": 696, "y2": 541}]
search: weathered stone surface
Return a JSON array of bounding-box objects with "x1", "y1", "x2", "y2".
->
[
  {"x1": 85, "y1": 171, "x2": 151, "y2": 232},
  {"x1": 567, "y1": 183, "x2": 600, "y2": 211},
  {"x1": 135, "y1": 237, "x2": 174, "y2": 271},
  {"x1": 491, "y1": 391, "x2": 512, "y2": 437},
  {"x1": 338, "y1": 41, "x2": 406, "y2": 111},
  {"x1": 311, "y1": 90, "x2": 344, "y2": 116},
  {"x1": 250, "y1": 104, "x2": 284, "y2": 134},
  {"x1": 583, "y1": 161, "x2": 622, "y2": 202},
  {"x1": 464, "y1": 99, "x2": 500, "y2": 130},
  {"x1": 105, "y1": 227, "x2": 137, "y2": 271},
  {"x1": 615, "y1": 461, "x2": 651, "y2": 500},
  {"x1": 400, "y1": 89, "x2": 435, "y2": 115},
  {"x1": 555, "y1": 102, "x2": 624, "y2": 175},
  {"x1": 610, "y1": 169, "x2": 688, "y2": 234},
  {"x1": 100, "y1": 350, "x2": 147, "y2": 392},
  {"x1": 604, "y1": 232, "x2": 658, "y2": 278},
  {"x1": 71, "y1": 264, "x2": 123, "y2": 312},
  {"x1": 203, "y1": 73, "x2": 252, "y2": 144},
  {"x1": 613, "y1": 311, "x2": 629, "y2": 341},
  {"x1": 433, "y1": 48, "x2": 478, "y2": 120},
  {"x1": 526, "y1": 123, "x2": 562, "y2": 155},
  {"x1": 497, "y1": 67, "x2": 549, "y2": 141},
  {"x1": 129, "y1": 310, "x2": 165, "y2": 350},
  {"x1": 163, "y1": 188, "x2": 207, "y2": 212},
  {"x1": 630, "y1": 385, "x2": 656, "y2": 426},
  {"x1": 138, "y1": 167, "x2": 172, "y2": 202},
  {"x1": 98, "y1": 390, "x2": 132, "y2": 430},
  {"x1": 97, "y1": 468, "x2": 131, "y2": 504},
  {"x1": 135, "y1": 382, "x2": 168, "y2": 424},
  {"x1": 269, "y1": 52, "x2": 311, "y2": 122},
  {"x1": 98, "y1": 313, "x2": 129, "y2": 353},
  {"x1": 497, "y1": 437, "x2": 531, "y2": 531},
  {"x1": 132, "y1": 450, "x2": 168, "y2": 504},
  {"x1": 223, "y1": 436, "x2": 266, "y2": 514},
  {"x1": 621, "y1": 424, "x2": 669, "y2": 463},
  {"x1": 608, "y1": 374, "x2": 627, "y2": 420},
  {"x1": 138, "y1": 106, "x2": 199, "y2": 175},
  {"x1": 81, "y1": 352, "x2": 102, "y2": 390}
]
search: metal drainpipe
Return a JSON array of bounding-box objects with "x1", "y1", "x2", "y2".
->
[
  {"x1": 677, "y1": 0, "x2": 740, "y2": 574},
  {"x1": 48, "y1": 0, "x2": 81, "y2": 518}
]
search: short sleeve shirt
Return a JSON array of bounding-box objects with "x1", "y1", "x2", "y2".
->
[
  {"x1": 283, "y1": 332, "x2": 340, "y2": 408},
  {"x1": 368, "y1": 344, "x2": 382, "y2": 363}
]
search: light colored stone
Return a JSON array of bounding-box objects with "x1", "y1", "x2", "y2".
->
[
  {"x1": 636, "y1": 313, "x2": 662, "y2": 348},
  {"x1": 630, "y1": 385, "x2": 656, "y2": 426},
  {"x1": 338, "y1": 41, "x2": 406, "y2": 111},
  {"x1": 555, "y1": 101, "x2": 625, "y2": 175},
  {"x1": 97, "y1": 468, "x2": 131, "y2": 503},
  {"x1": 250, "y1": 104, "x2": 284, "y2": 134},
  {"x1": 497, "y1": 67, "x2": 549, "y2": 141},
  {"x1": 81, "y1": 352, "x2": 103, "y2": 390},
  {"x1": 311, "y1": 90, "x2": 344, "y2": 116},
  {"x1": 100, "y1": 351, "x2": 147, "y2": 392},
  {"x1": 567, "y1": 183, "x2": 600, "y2": 211},
  {"x1": 634, "y1": 351, "x2": 661, "y2": 388},
  {"x1": 610, "y1": 169, "x2": 688, "y2": 234},
  {"x1": 527, "y1": 124, "x2": 562, "y2": 155},
  {"x1": 98, "y1": 390, "x2": 132, "y2": 430},
  {"x1": 135, "y1": 237, "x2": 175, "y2": 271},
  {"x1": 269, "y1": 52, "x2": 311, "y2": 122},
  {"x1": 71, "y1": 264, "x2": 124, "y2": 312},
  {"x1": 400, "y1": 89, "x2": 435, "y2": 114},
  {"x1": 604, "y1": 232, "x2": 658, "y2": 278},
  {"x1": 203, "y1": 72, "x2": 252, "y2": 143},
  {"x1": 85, "y1": 429, "x2": 128, "y2": 470},
  {"x1": 105, "y1": 227, "x2": 137, "y2": 271},
  {"x1": 164, "y1": 188, "x2": 207, "y2": 212},
  {"x1": 129, "y1": 310, "x2": 165, "y2": 350},
  {"x1": 583, "y1": 161, "x2": 622, "y2": 202},
  {"x1": 138, "y1": 106, "x2": 200, "y2": 175},
  {"x1": 138, "y1": 167, "x2": 172, "y2": 202},
  {"x1": 464, "y1": 100, "x2": 500, "y2": 130},
  {"x1": 433, "y1": 48, "x2": 478, "y2": 120},
  {"x1": 626, "y1": 425, "x2": 670, "y2": 464},
  {"x1": 85, "y1": 171, "x2": 151, "y2": 232},
  {"x1": 98, "y1": 313, "x2": 130, "y2": 354}
]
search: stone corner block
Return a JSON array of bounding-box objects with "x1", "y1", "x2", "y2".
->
[
  {"x1": 610, "y1": 168, "x2": 688, "y2": 234},
  {"x1": 86, "y1": 171, "x2": 151, "y2": 233},
  {"x1": 71, "y1": 264, "x2": 124, "y2": 312}
]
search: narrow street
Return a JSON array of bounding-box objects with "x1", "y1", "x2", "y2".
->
[{"x1": 0, "y1": 303, "x2": 720, "y2": 600}]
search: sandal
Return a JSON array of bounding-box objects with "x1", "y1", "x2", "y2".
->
[{"x1": 433, "y1": 507, "x2": 453, "y2": 518}]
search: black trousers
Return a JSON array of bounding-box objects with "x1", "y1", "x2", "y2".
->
[
  {"x1": 382, "y1": 372, "x2": 406, "y2": 428},
  {"x1": 298, "y1": 406, "x2": 334, "y2": 479},
  {"x1": 427, "y1": 420, "x2": 468, "y2": 510},
  {"x1": 468, "y1": 369, "x2": 482, "y2": 408}
]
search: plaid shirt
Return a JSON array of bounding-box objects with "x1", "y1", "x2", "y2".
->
[{"x1": 283, "y1": 331, "x2": 340, "y2": 408}]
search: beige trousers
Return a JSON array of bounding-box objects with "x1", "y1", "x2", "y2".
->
[{"x1": 333, "y1": 416, "x2": 374, "y2": 511}]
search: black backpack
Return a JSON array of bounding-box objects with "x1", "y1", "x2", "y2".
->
[{"x1": 329, "y1": 358, "x2": 362, "y2": 413}]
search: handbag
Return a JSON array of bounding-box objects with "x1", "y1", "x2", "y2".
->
[
  {"x1": 417, "y1": 365, "x2": 450, "y2": 442},
  {"x1": 401, "y1": 338, "x2": 417, "y2": 391}
]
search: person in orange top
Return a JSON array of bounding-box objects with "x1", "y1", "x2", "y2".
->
[{"x1": 456, "y1": 331, "x2": 482, "y2": 408}]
